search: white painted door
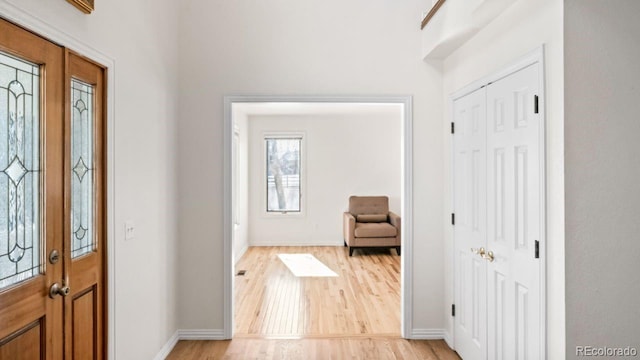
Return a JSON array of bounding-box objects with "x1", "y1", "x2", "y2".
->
[
  {"x1": 453, "y1": 87, "x2": 487, "y2": 360},
  {"x1": 486, "y1": 64, "x2": 541, "y2": 360},
  {"x1": 454, "y1": 62, "x2": 543, "y2": 360}
]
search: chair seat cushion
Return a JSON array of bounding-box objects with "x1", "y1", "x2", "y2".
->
[{"x1": 354, "y1": 222, "x2": 397, "y2": 238}]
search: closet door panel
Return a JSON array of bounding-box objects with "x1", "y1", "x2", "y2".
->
[
  {"x1": 453, "y1": 87, "x2": 487, "y2": 360},
  {"x1": 486, "y1": 64, "x2": 542, "y2": 360}
]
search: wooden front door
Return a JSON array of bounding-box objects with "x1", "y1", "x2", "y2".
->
[{"x1": 0, "y1": 18, "x2": 106, "y2": 360}]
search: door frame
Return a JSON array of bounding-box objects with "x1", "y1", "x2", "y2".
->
[
  {"x1": 223, "y1": 95, "x2": 414, "y2": 338},
  {"x1": 449, "y1": 46, "x2": 547, "y2": 356},
  {"x1": 0, "y1": 3, "x2": 117, "y2": 359}
]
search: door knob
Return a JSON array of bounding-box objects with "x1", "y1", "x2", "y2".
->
[
  {"x1": 482, "y1": 250, "x2": 495, "y2": 262},
  {"x1": 49, "y1": 282, "x2": 71, "y2": 298},
  {"x1": 471, "y1": 247, "x2": 485, "y2": 256}
]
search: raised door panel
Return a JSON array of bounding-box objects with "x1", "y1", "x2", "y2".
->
[
  {"x1": 0, "y1": 320, "x2": 43, "y2": 360},
  {"x1": 486, "y1": 63, "x2": 541, "y2": 360},
  {"x1": 72, "y1": 287, "x2": 97, "y2": 360},
  {"x1": 453, "y1": 87, "x2": 487, "y2": 360}
]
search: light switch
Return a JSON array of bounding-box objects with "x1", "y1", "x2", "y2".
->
[{"x1": 124, "y1": 221, "x2": 135, "y2": 241}]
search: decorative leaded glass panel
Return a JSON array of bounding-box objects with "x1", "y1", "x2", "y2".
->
[
  {"x1": 71, "y1": 79, "x2": 94, "y2": 258},
  {"x1": 0, "y1": 51, "x2": 41, "y2": 289}
]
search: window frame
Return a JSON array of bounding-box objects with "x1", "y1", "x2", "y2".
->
[{"x1": 262, "y1": 132, "x2": 305, "y2": 217}]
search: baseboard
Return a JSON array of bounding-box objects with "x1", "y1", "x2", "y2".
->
[
  {"x1": 156, "y1": 329, "x2": 447, "y2": 358},
  {"x1": 178, "y1": 329, "x2": 227, "y2": 340},
  {"x1": 250, "y1": 241, "x2": 343, "y2": 247},
  {"x1": 410, "y1": 328, "x2": 447, "y2": 340},
  {"x1": 443, "y1": 331, "x2": 454, "y2": 348},
  {"x1": 154, "y1": 329, "x2": 227, "y2": 359},
  {"x1": 234, "y1": 243, "x2": 249, "y2": 264},
  {"x1": 153, "y1": 331, "x2": 179, "y2": 360}
]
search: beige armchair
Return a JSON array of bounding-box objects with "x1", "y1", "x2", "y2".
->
[{"x1": 343, "y1": 196, "x2": 401, "y2": 256}]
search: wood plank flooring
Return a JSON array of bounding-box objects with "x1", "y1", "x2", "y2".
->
[
  {"x1": 235, "y1": 246, "x2": 401, "y2": 336},
  {"x1": 166, "y1": 246, "x2": 460, "y2": 359},
  {"x1": 166, "y1": 338, "x2": 461, "y2": 359}
]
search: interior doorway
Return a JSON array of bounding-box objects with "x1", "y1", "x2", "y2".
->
[{"x1": 223, "y1": 96, "x2": 414, "y2": 339}]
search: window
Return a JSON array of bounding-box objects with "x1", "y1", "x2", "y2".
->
[{"x1": 265, "y1": 136, "x2": 302, "y2": 213}]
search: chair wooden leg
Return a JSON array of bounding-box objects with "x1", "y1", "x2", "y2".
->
[
  {"x1": 349, "y1": 247, "x2": 355, "y2": 257},
  {"x1": 344, "y1": 240, "x2": 347, "y2": 247},
  {"x1": 396, "y1": 246, "x2": 401, "y2": 256}
]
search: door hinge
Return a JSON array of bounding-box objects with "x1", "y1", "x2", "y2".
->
[
  {"x1": 451, "y1": 122, "x2": 455, "y2": 134},
  {"x1": 535, "y1": 240, "x2": 540, "y2": 259},
  {"x1": 534, "y1": 95, "x2": 539, "y2": 114},
  {"x1": 452, "y1": 304, "x2": 456, "y2": 317},
  {"x1": 451, "y1": 213, "x2": 455, "y2": 225}
]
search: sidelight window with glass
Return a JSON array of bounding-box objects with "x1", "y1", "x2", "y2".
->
[{"x1": 70, "y1": 79, "x2": 95, "y2": 259}]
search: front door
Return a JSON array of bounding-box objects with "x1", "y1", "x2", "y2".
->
[{"x1": 0, "y1": 18, "x2": 106, "y2": 359}]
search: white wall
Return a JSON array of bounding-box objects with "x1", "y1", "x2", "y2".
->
[
  {"x1": 440, "y1": 0, "x2": 565, "y2": 357},
  {"x1": 177, "y1": 0, "x2": 445, "y2": 334},
  {"x1": 233, "y1": 111, "x2": 249, "y2": 264},
  {"x1": 565, "y1": 1, "x2": 640, "y2": 358},
  {"x1": 246, "y1": 112, "x2": 401, "y2": 246},
  {"x1": 0, "y1": 1, "x2": 180, "y2": 358}
]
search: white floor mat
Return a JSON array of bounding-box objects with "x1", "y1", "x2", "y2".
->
[{"x1": 277, "y1": 253, "x2": 338, "y2": 277}]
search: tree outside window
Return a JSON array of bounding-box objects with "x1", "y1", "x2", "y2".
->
[{"x1": 266, "y1": 137, "x2": 301, "y2": 213}]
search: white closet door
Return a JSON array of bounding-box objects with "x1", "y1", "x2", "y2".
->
[
  {"x1": 453, "y1": 87, "x2": 488, "y2": 360},
  {"x1": 486, "y1": 63, "x2": 541, "y2": 360}
]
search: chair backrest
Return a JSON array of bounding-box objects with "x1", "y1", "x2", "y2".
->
[{"x1": 348, "y1": 196, "x2": 389, "y2": 215}]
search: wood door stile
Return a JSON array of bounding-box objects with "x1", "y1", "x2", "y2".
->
[
  {"x1": 0, "y1": 18, "x2": 65, "y2": 360},
  {"x1": 64, "y1": 51, "x2": 106, "y2": 360}
]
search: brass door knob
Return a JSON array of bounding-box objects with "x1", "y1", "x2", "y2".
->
[
  {"x1": 471, "y1": 247, "x2": 485, "y2": 256},
  {"x1": 49, "y1": 283, "x2": 71, "y2": 298},
  {"x1": 482, "y1": 250, "x2": 495, "y2": 262}
]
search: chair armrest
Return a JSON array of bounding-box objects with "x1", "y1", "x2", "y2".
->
[
  {"x1": 343, "y1": 212, "x2": 356, "y2": 242},
  {"x1": 388, "y1": 211, "x2": 401, "y2": 237}
]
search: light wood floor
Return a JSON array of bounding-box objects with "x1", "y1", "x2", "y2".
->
[
  {"x1": 166, "y1": 338, "x2": 461, "y2": 359},
  {"x1": 235, "y1": 246, "x2": 401, "y2": 337},
  {"x1": 166, "y1": 246, "x2": 460, "y2": 359}
]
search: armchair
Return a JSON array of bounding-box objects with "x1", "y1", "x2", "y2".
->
[{"x1": 343, "y1": 196, "x2": 401, "y2": 256}]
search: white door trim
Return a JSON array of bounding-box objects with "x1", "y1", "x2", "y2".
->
[
  {"x1": 223, "y1": 95, "x2": 414, "y2": 339},
  {"x1": 450, "y1": 45, "x2": 547, "y2": 357},
  {"x1": 0, "y1": 2, "x2": 117, "y2": 359}
]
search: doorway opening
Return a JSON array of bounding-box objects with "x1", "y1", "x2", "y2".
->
[{"x1": 223, "y1": 96, "x2": 414, "y2": 339}]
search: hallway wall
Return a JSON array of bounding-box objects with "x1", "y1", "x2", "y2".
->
[
  {"x1": 565, "y1": 1, "x2": 640, "y2": 357},
  {"x1": 177, "y1": 0, "x2": 445, "y2": 334}
]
